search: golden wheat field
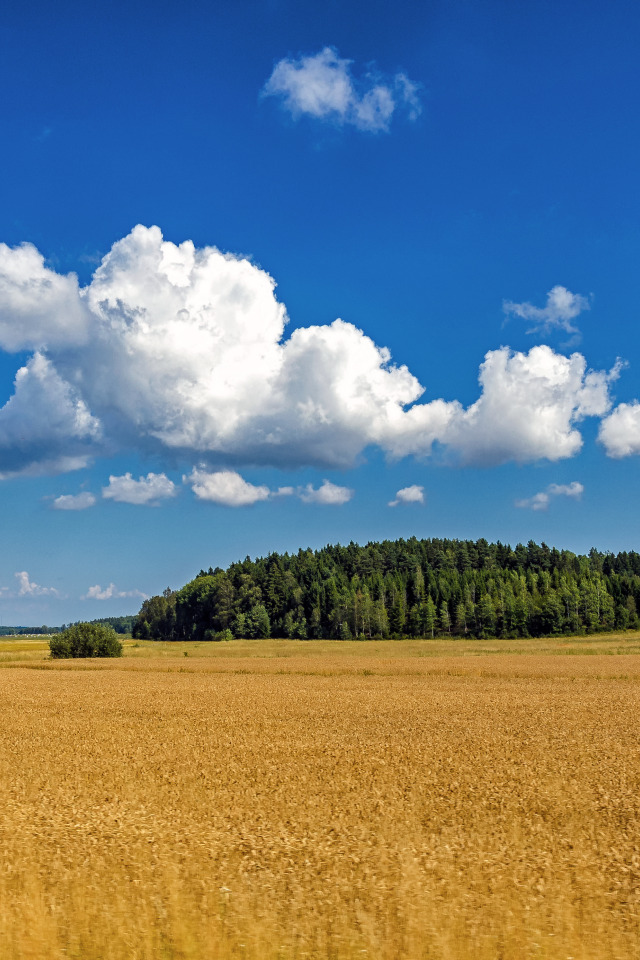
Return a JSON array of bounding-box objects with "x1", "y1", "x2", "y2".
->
[{"x1": 2, "y1": 637, "x2": 640, "y2": 960}]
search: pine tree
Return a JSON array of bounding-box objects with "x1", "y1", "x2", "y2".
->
[
  {"x1": 389, "y1": 591, "x2": 406, "y2": 636},
  {"x1": 454, "y1": 601, "x2": 467, "y2": 636},
  {"x1": 438, "y1": 601, "x2": 451, "y2": 636},
  {"x1": 424, "y1": 596, "x2": 437, "y2": 639}
]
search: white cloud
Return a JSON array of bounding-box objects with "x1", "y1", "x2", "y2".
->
[
  {"x1": 262, "y1": 47, "x2": 421, "y2": 133},
  {"x1": 0, "y1": 227, "x2": 623, "y2": 479},
  {"x1": 549, "y1": 482, "x2": 584, "y2": 498},
  {"x1": 52, "y1": 491, "x2": 96, "y2": 510},
  {"x1": 0, "y1": 352, "x2": 100, "y2": 478},
  {"x1": 503, "y1": 285, "x2": 590, "y2": 336},
  {"x1": 298, "y1": 479, "x2": 353, "y2": 505},
  {"x1": 102, "y1": 472, "x2": 177, "y2": 506},
  {"x1": 515, "y1": 481, "x2": 584, "y2": 511},
  {"x1": 598, "y1": 402, "x2": 640, "y2": 458},
  {"x1": 83, "y1": 583, "x2": 147, "y2": 600},
  {"x1": 516, "y1": 490, "x2": 551, "y2": 511},
  {"x1": 0, "y1": 242, "x2": 89, "y2": 351},
  {"x1": 186, "y1": 470, "x2": 352, "y2": 507},
  {"x1": 186, "y1": 468, "x2": 270, "y2": 507},
  {"x1": 15, "y1": 571, "x2": 58, "y2": 596},
  {"x1": 433, "y1": 346, "x2": 620, "y2": 467},
  {"x1": 389, "y1": 484, "x2": 424, "y2": 507}
]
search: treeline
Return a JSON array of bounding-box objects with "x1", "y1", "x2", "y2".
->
[
  {"x1": 61, "y1": 616, "x2": 134, "y2": 634},
  {"x1": 87, "y1": 616, "x2": 135, "y2": 635},
  {"x1": 132, "y1": 537, "x2": 640, "y2": 642},
  {"x1": 0, "y1": 617, "x2": 135, "y2": 637}
]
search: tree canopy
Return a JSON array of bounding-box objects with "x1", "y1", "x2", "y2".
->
[{"x1": 132, "y1": 537, "x2": 640, "y2": 642}]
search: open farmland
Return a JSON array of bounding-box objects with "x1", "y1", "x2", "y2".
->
[{"x1": 2, "y1": 639, "x2": 640, "y2": 959}]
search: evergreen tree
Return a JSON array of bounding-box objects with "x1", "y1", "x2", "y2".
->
[
  {"x1": 424, "y1": 596, "x2": 437, "y2": 639},
  {"x1": 454, "y1": 601, "x2": 467, "y2": 636},
  {"x1": 438, "y1": 601, "x2": 451, "y2": 636},
  {"x1": 388, "y1": 590, "x2": 406, "y2": 636}
]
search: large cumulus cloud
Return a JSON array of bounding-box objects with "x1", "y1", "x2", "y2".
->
[
  {"x1": 441, "y1": 346, "x2": 618, "y2": 466},
  {"x1": 0, "y1": 225, "x2": 621, "y2": 477}
]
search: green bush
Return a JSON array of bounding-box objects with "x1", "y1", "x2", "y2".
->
[
  {"x1": 202, "y1": 627, "x2": 233, "y2": 642},
  {"x1": 49, "y1": 623, "x2": 123, "y2": 659}
]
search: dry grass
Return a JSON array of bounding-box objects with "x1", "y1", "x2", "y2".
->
[{"x1": 2, "y1": 638, "x2": 640, "y2": 959}]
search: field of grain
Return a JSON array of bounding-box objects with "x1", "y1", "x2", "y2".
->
[{"x1": 2, "y1": 638, "x2": 640, "y2": 959}]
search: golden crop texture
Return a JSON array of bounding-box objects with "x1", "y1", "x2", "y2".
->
[{"x1": 2, "y1": 641, "x2": 640, "y2": 959}]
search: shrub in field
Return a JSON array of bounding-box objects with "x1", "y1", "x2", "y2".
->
[
  {"x1": 200, "y1": 627, "x2": 233, "y2": 641},
  {"x1": 49, "y1": 623, "x2": 123, "y2": 659}
]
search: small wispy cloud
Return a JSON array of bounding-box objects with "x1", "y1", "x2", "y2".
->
[
  {"x1": 102, "y1": 472, "x2": 177, "y2": 506},
  {"x1": 15, "y1": 571, "x2": 59, "y2": 597},
  {"x1": 184, "y1": 469, "x2": 353, "y2": 506},
  {"x1": 515, "y1": 481, "x2": 584, "y2": 512},
  {"x1": 83, "y1": 583, "x2": 147, "y2": 601},
  {"x1": 262, "y1": 46, "x2": 421, "y2": 133},
  {"x1": 503, "y1": 286, "x2": 590, "y2": 338},
  {"x1": 52, "y1": 491, "x2": 96, "y2": 511},
  {"x1": 185, "y1": 468, "x2": 271, "y2": 507},
  {"x1": 389, "y1": 484, "x2": 425, "y2": 507},
  {"x1": 298, "y1": 479, "x2": 353, "y2": 505}
]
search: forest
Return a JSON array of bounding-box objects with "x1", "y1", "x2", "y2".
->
[{"x1": 132, "y1": 537, "x2": 640, "y2": 642}]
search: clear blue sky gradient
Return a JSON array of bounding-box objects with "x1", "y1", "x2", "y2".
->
[{"x1": 0, "y1": 0, "x2": 639, "y2": 623}]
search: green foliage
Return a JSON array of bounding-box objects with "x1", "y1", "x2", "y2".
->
[
  {"x1": 88, "y1": 616, "x2": 135, "y2": 634},
  {"x1": 132, "y1": 537, "x2": 640, "y2": 642},
  {"x1": 132, "y1": 589, "x2": 176, "y2": 640},
  {"x1": 245, "y1": 603, "x2": 271, "y2": 638},
  {"x1": 203, "y1": 628, "x2": 233, "y2": 642},
  {"x1": 49, "y1": 623, "x2": 123, "y2": 659}
]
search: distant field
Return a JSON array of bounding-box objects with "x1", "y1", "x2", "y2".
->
[
  {"x1": 3, "y1": 630, "x2": 640, "y2": 663},
  {"x1": 2, "y1": 638, "x2": 640, "y2": 959}
]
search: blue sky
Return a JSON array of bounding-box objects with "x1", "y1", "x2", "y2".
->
[{"x1": 1, "y1": 0, "x2": 640, "y2": 623}]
